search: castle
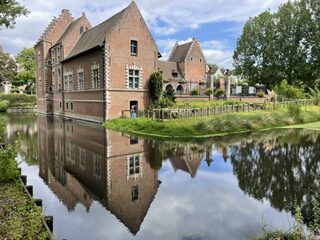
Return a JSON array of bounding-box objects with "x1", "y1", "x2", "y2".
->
[{"x1": 35, "y1": 1, "x2": 209, "y2": 123}]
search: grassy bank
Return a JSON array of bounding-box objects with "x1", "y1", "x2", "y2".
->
[
  {"x1": 0, "y1": 182, "x2": 50, "y2": 239},
  {"x1": 104, "y1": 106, "x2": 320, "y2": 139},
  {"x1": 0, "y1": 94, "x2": 36, "y2": 112},
  {"x1": 172, "y1": 99, "x2": 240, "y2": 108},
  {"x1": 0, "y1": 118, "x2": 49, "y2": 239}
]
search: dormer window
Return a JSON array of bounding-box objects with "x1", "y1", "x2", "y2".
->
[
  {"x1": 131, "y1": 40, "x2": 138, "y2": 56},
  {"x1": 80, "y1": 26, "x2": 84, "y2": 34},
  {"x1": 172, "y1": 72, "x2": 178, "y2": 78}
]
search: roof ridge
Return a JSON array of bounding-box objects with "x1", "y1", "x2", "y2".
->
[{"x1": 168, "y1": 41, "x2": 179, "y2": 61}]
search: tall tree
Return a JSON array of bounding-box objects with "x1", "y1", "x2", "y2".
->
[
  {"x1": 0, "y1": 51, "x2": 17, "y2": 83},
  {"x1": 0, "y1": 0, "x2": 29, "y2": 29},
  {"x1": 233, "y1": 0, "x2": 320, "y2": 89},
  {"x1": 13, "y1": 48, "x2": 35, "y2": 86}
]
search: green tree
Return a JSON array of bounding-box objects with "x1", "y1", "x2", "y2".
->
[
  {"x1": 149, "y1": 72, "x2": 163, "y2": 104},
  {"x1": 0, "y1": 51, "x2": 16, "y2": 83},
  {"x1": 13, "y1": 48, "x2": 35, "y2": 86},
  {"x1": 233, "y1": 0, "x2": 320, "y2": 89},
  {"x1": 0, "y1": 0, "x2": 29, "y2": 29}
]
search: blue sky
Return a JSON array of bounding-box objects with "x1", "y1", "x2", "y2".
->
[{"x1": 0, "y1": 0, "x2": 287, "y2": 69}]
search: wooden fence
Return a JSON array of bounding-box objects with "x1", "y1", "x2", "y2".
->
[{"x1": 122, "y1": 99, "x2": 315, "y2": 121}]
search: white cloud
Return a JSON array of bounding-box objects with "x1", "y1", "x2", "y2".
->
[
  {"x1": 0, "y1": 0, "x2": 286, "y2": 65},
  {"x1": 158, "y1": 38, "x2": 234, "y2": 68}
]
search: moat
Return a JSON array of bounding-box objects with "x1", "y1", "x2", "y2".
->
[{"x1": 2, "y1": 113, "x2": 320, "y2": 240}]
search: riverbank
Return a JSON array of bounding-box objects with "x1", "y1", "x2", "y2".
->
[
  {"x1": 0, "y1": 117, "x2": 50, "y2": 239},
  {"x1": 0, "y1": 181, "x2": 50, "y2": 239},
  {"x1": 0, "y1": 94, "x2": 36, "y2": 112},
  {"x1": 104, "y1": 106, "x2": 320, "y2": 139}
]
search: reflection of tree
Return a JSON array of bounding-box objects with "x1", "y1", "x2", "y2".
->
[
  {"x1": 18, "y1": 131, "x2": 38, "y2": 165},
  {"x1": 226, "y1": 130, "x2": 320, "y2": 227}
]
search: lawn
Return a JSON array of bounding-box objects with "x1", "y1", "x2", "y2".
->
[{"x1": 104, "y1": 106, "x2": 320, "y2": 139}]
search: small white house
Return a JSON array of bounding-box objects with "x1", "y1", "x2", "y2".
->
[{"x1": 0, "y1": 81, "x2": 13, "y2": 94}]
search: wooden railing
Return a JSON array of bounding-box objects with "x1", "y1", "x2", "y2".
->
[{"x1": 122, "y1": 99, "x2": 315, "y2": 121}]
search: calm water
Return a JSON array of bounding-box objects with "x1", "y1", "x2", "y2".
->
[{"x1": 2, "y1": 113, "x2": 320, "y2": 240}]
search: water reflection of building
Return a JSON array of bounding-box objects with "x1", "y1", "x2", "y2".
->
[{"x1": 38, "y1": 116, "x2": 160, "y2": 235}]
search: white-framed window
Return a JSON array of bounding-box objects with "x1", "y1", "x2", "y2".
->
[
  {"x1": 130, "y1": 40, "x2": 138, "y2": 56},
  {"x1": 77, "y1": 67, "x2": 84, "y2": 90},
  {"x1": 91, "y1": 63, "x2": 100, "y2": 89},
  {"x1": 129, "y1": 155, "x2": 140, "y2": 176},
  {"x1": 63, "y1": 70, "x2": 73, "y2": 91},
  {"x1": 129, "y1": 69, "x2": 140, "y2": 89}
]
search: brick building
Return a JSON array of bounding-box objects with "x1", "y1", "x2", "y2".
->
[
  {"x1": 158, "y1": 38, "x2": 208, "y2": 95},
  {"x1": 35, "y1": 1, "x2": 210, "y2": 122},
  {"x1": 35, "y1": 2, "x2": 158, "y2": 122},
  {"x1": 38, "y1": 116, "x2": 160, "y2": 234}
]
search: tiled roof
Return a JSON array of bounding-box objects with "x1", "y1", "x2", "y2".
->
[
  {"x1": 158, "y1": 60, "x2": 183, "y2": 80},
  {"x1": 168, "y1": 41, "x2": 192, "y2": 62},
  {"x1": 64, "y1": 4, "x2": 130, "y2": 61}
]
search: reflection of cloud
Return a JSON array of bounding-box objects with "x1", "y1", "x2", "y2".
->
[
  {"x1": 19, "y1": 146, "x2": 294, "y2": 240},
  {"x1": 137, "y1": 168, "x2": 294, "y2": 240}
]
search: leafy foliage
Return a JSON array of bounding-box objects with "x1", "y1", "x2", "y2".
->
[
  {"x1": 0, "y1": 142, "x2": 19, "y2": 182},
  {"x1": 275, "y1": 80, "x2": 305, "y2": 100},
  {"x1": 149, "y1": 72, "x2": 163, "y2": 105},
  {"x1": 0, "y1": 51, "x2": 17, "y2": 83},
  {"x1": 0, "y1": 0, "x2": 29, "y2": 29},
  {"x1": 214, "y1": 89, "x2": 225, "y2": 99},
  {"x1": 308, "y1": 87, "x2": 320, "y2": 105},
  {"x1": 190, "y1": 88, "x2": 199, "y2": 96},
  {"x1": 0, "y1": 93, "x2": 36, "y2": 108},
  {"x1": 205, "y1": 88, "x2": 213, "y2": 96},
  {"x1": 234, "y1": 0, "x2": 320, "y2": 89},
  {"x1": 13, "y1": 48, "x2": 35, "y2": 86}
]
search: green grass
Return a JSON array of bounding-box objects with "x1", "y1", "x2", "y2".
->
[
  {"x1": 172, "y1": 99, "x2": 241, "y2": 108},
  {"x1": 0, "y1": 94, "x2": 36, "y2": 109},
  {"x1": 282, "y1": 121, "x2": 320, "y2": 131},
  {"x1": 0, "y1": 182, "x2": 50, "y2": 239},
  {"x1": 104, "y1": 106, "x2": 320, "y2": 139}
]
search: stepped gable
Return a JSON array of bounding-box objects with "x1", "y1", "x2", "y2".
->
[
  {"x1": 64, "y1": 3, "x2": 132, "y2": 61},
  {"x1": 168, "y1": 41, "x2": 193, "y2": 62},
  {"x1": 36, "y1": 9, "x2": 74, "y2": 45}
]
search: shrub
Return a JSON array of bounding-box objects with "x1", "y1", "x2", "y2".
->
[
  {"x1": 275, "y1": 80, "x2": 305, "y2": 100},
  {"x1": 190, "y1": 88, "x2": 199, "y2": 96},
  {"x1": 0, "y1": 100, "x2": 9, "y2": 112},
  {"x1": 288, "y1": 103, "x2": 301, "y2": 119},
  {"x1": 10, "y1": 89, "x2": 19, "y2": 94},
  {"x1": 257, "y1": 91, "x2": 264, "y2": 98},
  {"x1": 308, "y1": 87, "x2": 320, "y2": 105},
  {"x1": 0, "y1": 143, "x2": 19, "y2": 183},
  {"x1": 149, "y1": 72, "x2": 163, "y2": 104},
  {"x1": 214, "y1": 89, "x2": 225, "y2": 99},
  {"x1": 164, "y1": 86, "x2": 176, "y2": 103},
  {"x1": 205, "y1": 88, "x2": 213, "y2": 96},
  {"x1": 0, "y1": 94, "x2": 36, "y2": 108},
  {"x1": 158, "y1": 97, "x2": 174, "y2": 108}
]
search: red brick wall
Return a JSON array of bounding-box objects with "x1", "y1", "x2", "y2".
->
[
  {"x1": 105, "y1": 3, "x2": 158, "y2": 119},
  {"x1": 185, "y1": 42, "x2": 207, "y2": 83},
  {"x1": 61, "y1": 48, "x2": 105, "y2": 121}
]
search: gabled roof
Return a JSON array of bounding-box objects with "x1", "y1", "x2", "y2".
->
[
  {"x1": 54, "y1": 16, "x2": 86, "y2": 47},
  {"x1": 64, "y1": 4, "x2": 131, "y2": 61},
  {"x1": 158, "y1": 60, "x2": 183, "y2": 80},
  {"x1": 168, "y1": 41, "x2": 193, "y2": 62}
]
